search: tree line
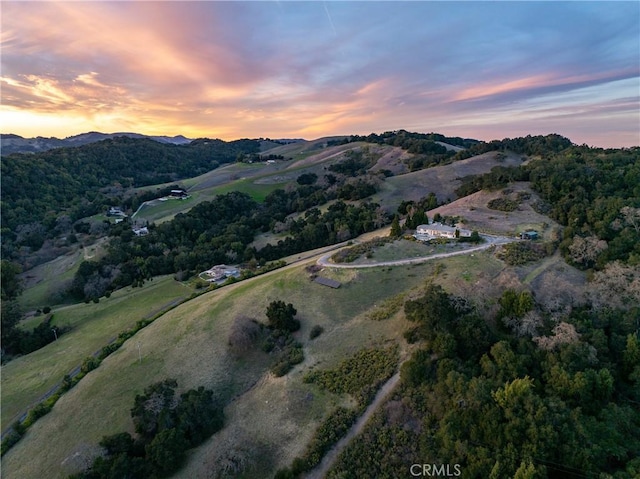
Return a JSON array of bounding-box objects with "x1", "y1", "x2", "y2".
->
[
  {"x1": 454, "y1": 143, "x2": 640, "y2": 269},
  {"x1": 70, "y1": 186, "x2": 388, "y2": 302}
]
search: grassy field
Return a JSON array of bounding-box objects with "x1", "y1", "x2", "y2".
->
[
  {"x1": 1, "y1": 256, "x2": 438, "y2": 479},
  {"x1": 130, "y1": 141, "x2": 375, "y2": 224},
  {"x1": 346, "y1": 238, "x2": 483, "y2": 265},
  {"x1": 18, "y1": 239, "x2": 108, "y2": 312},
  {"x1": 1, "y1": 276, "x2": 192, "y2": 430}
]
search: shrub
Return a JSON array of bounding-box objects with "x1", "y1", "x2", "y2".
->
[
  {"x1": 228, "y1": 315, "x2": 262, "y2": 354},
  {"x1": 309, "y1": 325, "x2": 324, "y2": 340},
  {"x1": 302, "y1": 407, "x2": 358, "y2": 468},
  {"x1": 270, "y1": 343, "x2": 304, "y2": 377},
  {"x1": 81, "y1": 356, "x2": 101, "y2": 374},
  {"x1": 366, "y1": 293, "x2": 406, "y2": 321},
  {"x1": 24, "y1": 402, "x2": 52, "y2": 427},
  {"x1": 303, "y1": 345, "x2": 398, "y2": 406},
  {"x1": 280, "y1": 407, "x2": 359, "y2": 475},
  {"x1": 0, "y1": 431, "x2": 22, "y2": 456},
  {"x1": 498, "y1": 241, "x2": 549, "y2": 265},
  {"x1": 99, "y1": 343, "x2": 119, "y2": 360},
  {"x1": 488, "y1": 197, "x2": 519, "y2": 212}
]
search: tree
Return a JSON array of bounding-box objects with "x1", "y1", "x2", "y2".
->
[
  {"x1": 99, "y1": 432, "x2": 136, "y2": 456},
  {"x1": 389, "y1": 215, "x2": 402, "y2": 238},
  {"x1": 176, "y1": 387, "x2": 223, "y2": 447},
  {"x1": 533, "y1": 322, "x2": 580, "y2": 351},
  {"x1": 620, "y1": 206, "x2": 640, "y2": 233},
  {"x1": 568, "y1": 235, "x2": 608, "y2": 268},
  {"x1": 589, "y1": 261, "x2": 640, "y2": 310},
  {"x1": 622, "y1": 334, "x2": 640, "y2": 382},
  {"x1": 145, "y1": 428, "x2": 188, "y2": 477},
  {"x1": 406, "y1": 208, "x2": 428, "y2": 229},
  {"x1": 297, "y1": 173, "x2": 318, "y2": 185},
  {"x1": 1, "y1": 300, "x2": 23, "y2": 355},
  {"x1": 266, "y1": 300, "x2": 300, "y2": 332},
  {"x1": 131, "y1": 379, "x2": 179, "y2": 439},
  {"x1": 0, "y1": 260, "x2": 22, "y2": 300},
  {"x1": 404, "y1": 283, "x2": 457, "y2": 334}
]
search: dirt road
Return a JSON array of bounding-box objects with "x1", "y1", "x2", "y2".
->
[
  {"x1": 317, "y1": 234, "x2": 515, "y2": 269},
  {"x1": 304, "y1": 371, "x2": 401, "y2": 479}
]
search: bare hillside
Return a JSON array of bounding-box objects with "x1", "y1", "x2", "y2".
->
[
  {"x1": 374, "y1": 151, "x2": 524, "y2": 210},
  {"x1": 429, "y1": 182, "x2": 561, "y2": 237}
]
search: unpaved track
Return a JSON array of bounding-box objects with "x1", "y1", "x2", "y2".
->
[{"x1": 304, "y1": 371, "x2": 401, "y2": 479}]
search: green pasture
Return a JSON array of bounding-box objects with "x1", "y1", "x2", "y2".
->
[
  {"x1": 19, "y1": 240, "x2": 108, "y2": 313},
  {"x1": 204, "y1": 176, "x2": 286, "y2": 201},
  {"x1": 18, "y1": 252, "x2": 83, "y2": 313},
  {"x1": 1, "y1": 276, "x2": 192, "y2": 431}
]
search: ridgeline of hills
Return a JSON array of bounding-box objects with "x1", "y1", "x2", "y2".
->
[{"x1": 0, "y1": 132, "x2": 192, "y2": 155}]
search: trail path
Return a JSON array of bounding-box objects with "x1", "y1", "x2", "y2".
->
[{"x1": 304, "y1": 371, "x2": 401, "y2": 479}]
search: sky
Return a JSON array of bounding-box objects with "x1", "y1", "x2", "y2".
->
[{"x1": 1, "y1": 1, "x2": 639, "y2": 147}]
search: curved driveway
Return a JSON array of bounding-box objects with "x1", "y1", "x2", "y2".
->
[{"x1": 317, "y1": 234, "x2": 517, "y2": 269}]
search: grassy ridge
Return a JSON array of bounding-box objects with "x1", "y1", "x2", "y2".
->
[{"x1": 1, "y1": 276, "x2": 191, "y2": 429}]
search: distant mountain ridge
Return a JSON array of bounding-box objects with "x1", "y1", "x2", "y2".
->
[{"x1": 0, "y1": 131, "x2": 192, "y2": 155}]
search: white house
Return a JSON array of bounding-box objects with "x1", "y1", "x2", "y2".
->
[
  {"x1": 107, "y1": 206, "x2": 127, "y2": 217},
  {"x1": 200, "y1": 264, "x2": 241, "y2": 283},
  {"x1": 415, "y1": 222, "x2": 471, "y2": 239}
]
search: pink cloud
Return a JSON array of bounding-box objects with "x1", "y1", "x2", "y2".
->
[{"x1": 1, "y1": 2, "x2": 637, "y2": 148}]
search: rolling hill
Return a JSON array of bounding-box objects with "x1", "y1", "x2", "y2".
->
[{"x1": 2, "y1": 132, "x2": 638, "y2": 479}]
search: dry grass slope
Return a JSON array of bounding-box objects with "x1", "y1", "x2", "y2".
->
[{"x1": 2, "y1": 261, "x2": 429, "y2": 479}]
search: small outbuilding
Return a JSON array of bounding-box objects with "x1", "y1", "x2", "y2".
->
[
  {"x1": 170, "y1": 189, "x2": 189, "y2": 199},
  {"x1": 521, "y1": 230, "x2": 539, "y2": 240},
  {"x1": 314, "y1": 277, "x2": 341, "y2": 289}
]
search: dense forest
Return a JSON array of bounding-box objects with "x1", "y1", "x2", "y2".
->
[{"x1": 325, "y1": 283, "x2": 640, "y2": 478}]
